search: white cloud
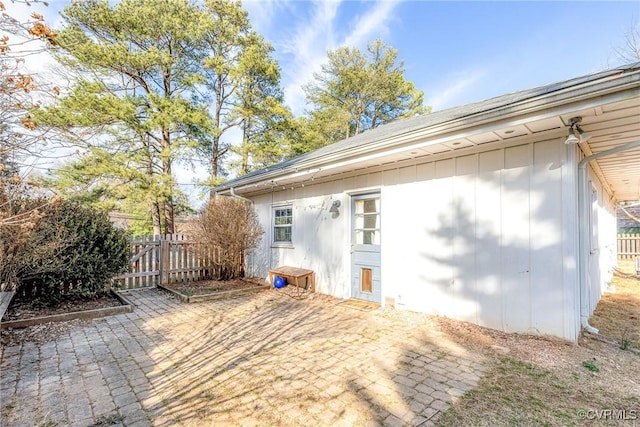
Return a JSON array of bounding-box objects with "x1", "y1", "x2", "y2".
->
[
  {"x1": 426, "y1": 69, "x2": 488, "y2": 111},
  {"x1": 243, "y1": 0, "x2": 292, "y2": 36},
  {"x1": 278, "y1": 0, "x2": 402, "y2": 115},
  {"x1": 279, "y1": 0, "x2": 341, "y2": 114},
  {"x1": 342, "y1": 0, "x2": 400, "y2": 48}
]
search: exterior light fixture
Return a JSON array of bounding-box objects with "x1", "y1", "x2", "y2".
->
[
  {"x1": 329, "y1": 200, "x2": 341, "y2": 214},
  {"x1": 565, "y1": 116, "x2": 590, "y2": 144},
  {"x1": 575, "y1": 124, "x2": 591, "y2": 142},
  {"x1": 565, "y1": 130, "x2": 580, "y2": 145}
]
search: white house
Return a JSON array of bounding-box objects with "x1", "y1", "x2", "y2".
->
[{"x1": 215, "y1": 63, "x2": 640, "y2": 341}]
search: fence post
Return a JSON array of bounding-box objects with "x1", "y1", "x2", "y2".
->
[{"x1": 159, "y1": 235, "x2": 170, "y2": 285}]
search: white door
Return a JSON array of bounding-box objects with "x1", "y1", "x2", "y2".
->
[{"x1": 351, "y1": 193, "x2": 381, "y2": 303}]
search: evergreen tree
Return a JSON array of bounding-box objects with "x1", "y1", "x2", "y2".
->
[
  {"x1": 232, "y1": 34, "x2": 294, "y2": 175},
  {"x1": 35, "y1": 0, "x2": 209, "y2": 234},
  {"x1": 199, "y1": 0, "x2": 294, "y2": 191},
  {"x1": 303, "y1": 40, "x2": 429, "y2": 147}
]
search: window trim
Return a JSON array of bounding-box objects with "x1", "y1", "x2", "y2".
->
[{"x1": 272, "y1": 205, "x2": 293, "y2": 247}]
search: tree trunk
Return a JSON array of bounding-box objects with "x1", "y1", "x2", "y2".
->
[
  {"x1": 162, "y1": 125, "x2": 175, "y2": 234},
  {"x1": 241, "y1": 119, "x2": 250, "y2": 175},
  {"x1": 209, "y1": 75, "x2": 224, "y2": 201},
  {"x1": 151, "y1": 201, "x2": 161, "y2": 236},
  {"x1": 163, "y1": 159, "x2": 175, "y2": 234},
  {"x1": 209, "y1": 137, "x2": 220, "y2": 201},
  {"x1": 164, "y1": 201, "x2": 174, "y2": 234}
]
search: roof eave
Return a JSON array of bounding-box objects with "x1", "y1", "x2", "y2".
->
[{"x1": 216, "y1": 66, "x2": 640, "y2": 196}]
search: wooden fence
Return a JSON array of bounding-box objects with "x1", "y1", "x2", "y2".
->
[
  {"x1": 112, "y1": 234, "x2": 222, "y2": 290},
  {"x1": 617, "y1": 233, "x2": 640, "y2": 259}
]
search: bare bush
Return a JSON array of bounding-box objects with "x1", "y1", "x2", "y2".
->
[{"x1": 193, "y1": 197, "x2": 263, "y2": 280}]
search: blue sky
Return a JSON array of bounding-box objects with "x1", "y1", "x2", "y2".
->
[
  {"x1": 11, "y1": 0, "x2": 639, "y2": 115},
  {"x1": 242, "y1": 0, "x2": 639, "y2": 114}
]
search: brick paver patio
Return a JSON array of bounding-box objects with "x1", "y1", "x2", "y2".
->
[{"x1": 1, "y1": 288, "x2": 488, "y2": 426}]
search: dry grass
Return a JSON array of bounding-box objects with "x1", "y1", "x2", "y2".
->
[
  {"x1": 590, "y1": 261, "x2": 640, "y2": 349},
  {"x1": 436, "y1": 266, "x2": 640, "y2": 426}
]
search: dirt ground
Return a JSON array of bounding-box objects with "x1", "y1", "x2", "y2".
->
[
  {"x1": 590, "y1": 261, "x2": 640, "y2": 349},
  {"x1": 2, "y1": 292, "x2": 123, "y2": 321},
  {"x1": 1, "y1": 292, "x2": 122, "y2": 347},
  {"x1": 436, "y1": 263, "x2": 640, "y2": 426},
  {"x1": 163, "y1": 277, "x2": 266, "y2": 296}
]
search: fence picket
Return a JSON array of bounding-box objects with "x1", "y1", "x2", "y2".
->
[
  {"x1": 112, "y1": 234, "x2": 224, "y2": 289},
  {"x1": 618, "y1": 233, "x2": 640, "y2": 259}
]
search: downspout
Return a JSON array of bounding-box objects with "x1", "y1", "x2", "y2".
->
[
  {"x1": 229, "y1": 187, "x2": 254, "y2": 204},
  {"x1": 578, "y1": 139, "x2": 640, "y2": 334}
]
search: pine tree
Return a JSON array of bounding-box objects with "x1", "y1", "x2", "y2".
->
[
  {"x1": 199, "y1": 0, "x2": 293, "y2": 193},
  {"x1": 35, "y1": 0, "x2": 209, "y2": 234},
  {"x1": 303, "y1": 40, "x2": 429, "y2": 147}
]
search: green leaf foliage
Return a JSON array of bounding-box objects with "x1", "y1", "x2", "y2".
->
[
  {"x1": 2, "y1": 198, "x2": 129, "y2": 306},
  {"x1": 303, "y1": 39, "x2": 430, "y2": 148},
  {"x1": 35, "y1": 0, "x2": 294, "y2": 211},
  {"x1": 35, "y1": 0, "x2": 211, "y2": 233},
  {"x1": 199, "y1": 0, "x2": 295, "y2": 183}
]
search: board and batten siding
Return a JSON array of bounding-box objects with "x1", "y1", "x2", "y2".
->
[
  {"x1": 383, "y1": 139, "x2": 578, "y2": 339},
  {"x1": 247, "y1": 136, "x2": 616, "y2": 341},
  {"x1": 585, "y1": 162, "x2": 617, "y2": 319}
]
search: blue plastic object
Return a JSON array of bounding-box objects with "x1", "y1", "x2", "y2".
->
[{"x1": 274, "y1": 276, "x2": 287, "y2": 288}]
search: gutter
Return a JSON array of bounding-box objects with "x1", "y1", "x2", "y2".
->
[{"x1": 578, "y1": 139, "x2": 640, "y2": 334}]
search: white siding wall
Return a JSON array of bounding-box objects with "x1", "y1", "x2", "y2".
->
[
  {"x1": 586, "y1": 166, "x2": 617, "y2": 316},
  {"x1": 384, "y1": 139, "x2": 578, "y2": 339},
  {"x1": 247, "y1": 136, "x2": 582, "y2": 340},
  {"x1": 249, "y1": 182, "x2": 354, "y2": 299}
]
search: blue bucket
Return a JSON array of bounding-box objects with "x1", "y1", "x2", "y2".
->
[{"x1": 274, "y1": 276, "x2": 287, "y2": 289}]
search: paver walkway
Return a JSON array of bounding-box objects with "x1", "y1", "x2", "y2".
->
[{"x1": 1, "y1": 288, "x2": 488, "y2": 427}]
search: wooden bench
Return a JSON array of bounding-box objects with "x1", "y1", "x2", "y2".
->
[{"x1": 269, "y1": 266, "x2": 315, "y2": 295}]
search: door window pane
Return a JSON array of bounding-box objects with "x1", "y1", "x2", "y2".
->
[
  {"x1": 353, "y1": 196, "x2": 380, "y2": 246},
  {"x1": 363, "y1": 199, "x2": 377, "y2": 213},
  {"x1": 363, "y1": 230, "x2": 381, "y2": 245},
  {"x1": 363, "y1": 214, "x2": 377, "y2": 229}
]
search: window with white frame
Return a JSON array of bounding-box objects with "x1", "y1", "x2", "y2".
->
[
  {"x1": 354, "y1": 197, "x2": 381, "y2": 245},
  {"x1": 273, "y1": 206, "x2": 293, "y2": 244}
]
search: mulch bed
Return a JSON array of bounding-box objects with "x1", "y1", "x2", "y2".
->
[
  {"x1": 2, "y1": 292, "x2": 123, "y2": 322},
  {"x1": 164, "y1": 278, "x2": 265, "y2": 296},
  {"x1": 1, "y1": 292, "x2": 126, "y2": 347},
  {"x1": 1, "y1": 318, "x2": 91, "y2": 346}
]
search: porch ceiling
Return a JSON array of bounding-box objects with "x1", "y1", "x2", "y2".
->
[{"x1": 570, "y1": 97, "x2": 640, "y2": 202}]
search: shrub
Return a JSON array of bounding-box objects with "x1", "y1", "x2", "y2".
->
[
  {"x1": 0, "y1": 196, "x2": 49, "y2": 291},
  {"x1": 1, "y1": 198, "x2": 129, "y2": 306},
  {"x1": 193, "y1": 197, "x2": 263, "y2": 280}
]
